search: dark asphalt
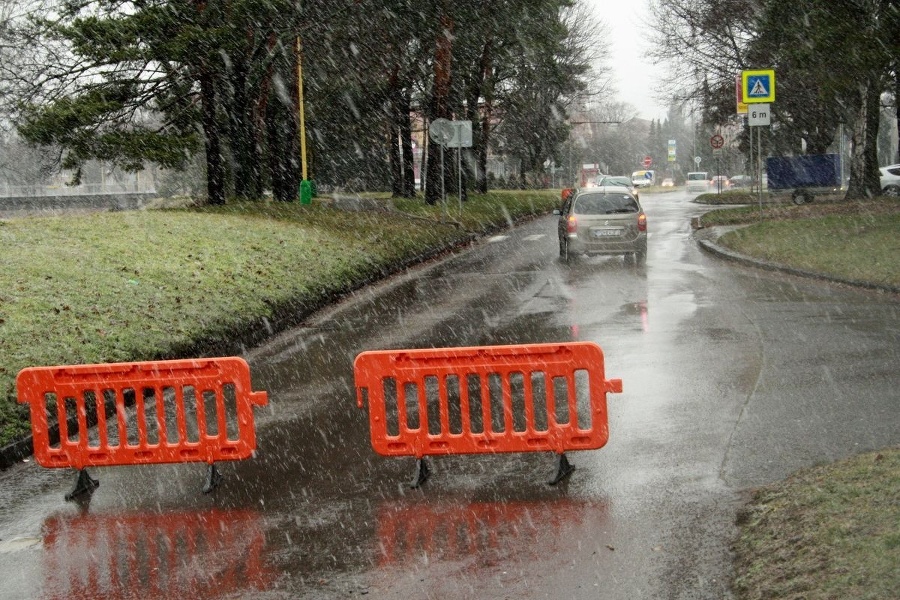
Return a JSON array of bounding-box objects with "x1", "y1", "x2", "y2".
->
[{"x1": 0, "y1": 189, "x2": 897, "y2": 599}]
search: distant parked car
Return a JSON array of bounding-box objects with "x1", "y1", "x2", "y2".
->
[
  {"x1": 686, "y1": 172, "x2": 708, "y2": 193},
  {"x1": 554, "y1": 186, "x2": 647, "y2": 264},
  {"x1": 709, "y1": 175, "x2": 731, "y2": 191},
  {"x1": 728, "y1": 175, "x2": 752, "y2": 188},
  {"x1": 880, "y1": 164, "x2": 900, "y2": 197}
]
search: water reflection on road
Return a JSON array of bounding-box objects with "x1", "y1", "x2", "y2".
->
[{"x1": 39, "y1": 508, "x2": 271, "y2": 599}]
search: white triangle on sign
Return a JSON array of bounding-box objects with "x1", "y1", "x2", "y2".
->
[{"x1": 750, "y1": 79, "x2": 768, "y2": 96}]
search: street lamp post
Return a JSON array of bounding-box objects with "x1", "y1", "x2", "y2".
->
[{"x1": 296, "y1": 36, "x2": 312, "y2": 204}]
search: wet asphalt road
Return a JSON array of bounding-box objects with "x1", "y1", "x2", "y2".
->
[{"x1": 0, "y1": 189, "x2": 898, "y2": 599}]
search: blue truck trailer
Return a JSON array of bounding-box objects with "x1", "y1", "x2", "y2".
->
[{"x1": 766, "y1": 153, "x2": 842, "y2": 204}]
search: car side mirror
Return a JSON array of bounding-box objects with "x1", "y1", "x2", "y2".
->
[{"x1": 553, "y1": 209, "x2": 562, "y2": 215}]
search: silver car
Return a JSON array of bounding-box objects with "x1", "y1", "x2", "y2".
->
[{"x1": 555, "y1": 187, "x2": 648, "y2": 263}]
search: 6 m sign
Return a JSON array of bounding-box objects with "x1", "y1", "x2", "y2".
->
[{"x1": 748, "y1": 104, "x2": 771, "y2": 126}]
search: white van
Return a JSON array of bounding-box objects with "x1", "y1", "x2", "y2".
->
[
  {"x1": 686, "y1": 172, "x2": 708, "y2": 192},
  {"x1": 631, "y1": 170, "x2": 655, "y2": 188}
]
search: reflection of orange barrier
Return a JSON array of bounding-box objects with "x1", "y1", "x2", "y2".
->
[
  {"x1": 41, "y1": 509, "x2": 272, "y2": 599},
  {"x1": 354, "y1": 342, "x2": 622, "y2": 486},
  {"x1": 375, "y1": 499, "x2": 606, "y2": 565},
  {"x1": 17, "y1": 357, "x2": 268, "y2": 499}
]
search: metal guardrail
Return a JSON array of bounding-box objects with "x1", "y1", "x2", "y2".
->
[{"x1": 0, "y1": 184, "x2": 156, "y2": 197}]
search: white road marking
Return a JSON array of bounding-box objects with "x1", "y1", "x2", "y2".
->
[
  {"x1": 523, "y1": 234, "x2": 547, "y2": 241},
  {"x1": 487, "y1": 235, "x2": 509, "y2": 243}
]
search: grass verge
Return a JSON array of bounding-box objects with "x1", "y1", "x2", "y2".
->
[
  {"x1": 732, "y1": 447, "x2": 900, "y2": 600},
  {"x1": 698, "y1": 197, "x2": 900, "y2": 288},
  {"x1": 695, "y1": 190, "x2": 760, "y2": 205},
  {"x1": 0, "y1": 190, "x2": 559, "y2": 448}
]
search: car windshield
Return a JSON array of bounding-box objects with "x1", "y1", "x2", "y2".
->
[
  {"x1": 687, "y1": 173, "x2": 707, "y2": 181},
  {"x1": 573, "y1": 193, "x2": 639, "y2": 215},
  {"x1": 599, "y1": 176, "x2": 631, "y2": 187}
]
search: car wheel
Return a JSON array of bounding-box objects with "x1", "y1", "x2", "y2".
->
[
  {"x1": 883, "y1": 185, "x2": 900, "y2": 198},
  {"x1": 792, "y1": 189, "x2": 814, "y2": 205},
  {"x1": 561, "y1": 239, "x2": 571, "y2": 263},
  {"x1": 635, "y1": 249, "x2": 647, "y2": 265}
]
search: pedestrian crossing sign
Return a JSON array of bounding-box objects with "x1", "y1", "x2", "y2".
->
[{"x1": 742, "y1": 69, "x2": 775, "y2": 103}]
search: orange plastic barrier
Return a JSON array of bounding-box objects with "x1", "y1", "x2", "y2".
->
[
  {"x1": 17, "y1": 357, "x2": 268, "y2": 499},
  {"x1": 354, "y1": 342, "x2": 622, "y2": 486}
]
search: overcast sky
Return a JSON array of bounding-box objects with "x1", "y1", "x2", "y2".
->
[{"x1": 584, "y1": 0, "x2": 669, "y2": 121}]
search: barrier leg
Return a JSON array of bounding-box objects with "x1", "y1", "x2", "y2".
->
[
  {"x1": 548, "y1": 453, "x2": 575, "y2": 486},
  {"x1": 65, "y1": 469, "x2": 99, "y2": 501},
  {"x1": 202, "y1": 463, "x2": 223, "y2": 494},
  {"x1": 411, "y1": 458, "x2": 431, "y2": 489}
]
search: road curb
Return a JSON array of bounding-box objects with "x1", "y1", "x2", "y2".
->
[
  {"x1": 696, "y1": 234, "x2": 900, "y2": 295},
  {"x1": 0, "y1": 435, "x2": 34, "y2": 470}
]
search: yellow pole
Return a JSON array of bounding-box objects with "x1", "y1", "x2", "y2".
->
[{"x1": 296, "y1": 36, "x2": 308, "y2": 181}]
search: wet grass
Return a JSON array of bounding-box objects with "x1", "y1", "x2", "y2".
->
[
  {"x1": 732, "y1": 448, "x2": 900, "y2": 600},
  {"x1": 0, "y1": 191, "x2": 559, "y2": 447},
  {"x1": 699, "y1": 197, "x2": 900, "y2": 288},
  {"x1": 696, "y1": 189, "x2": 760, "y2": 205},
  {"x1": 720, "y1": 212, "x2": 900, "y2": 287}
]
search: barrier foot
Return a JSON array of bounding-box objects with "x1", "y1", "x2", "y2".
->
[
  {"x1": 202, "y1": 463, "x2": 223, "y2": 494},
  {"x1": 411, "y1": 458, "x2": 431, "y2": 488},
  {"x1": 548, "y1": 453, "x2": 575, "y2": 486},
  {"x1": 65, "y1": 469, "x2": 99, "y2": 501}
]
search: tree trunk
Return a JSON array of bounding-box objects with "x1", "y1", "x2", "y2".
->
[
  {"x1": 845, "y1": 77, "x2": 883, "y2": 199},
  {"x1": 477, "y1": 106, "x2": 491, "y2": 194},
  {"x1": 388, "y1": 67, "x2": 403, "y2": 198},
  {"x1": 192, "y1": 0, "x2": 225, "y2": 205},
  {"x1": 230, "y1": 57, "x2": 263, "y2": 200},
  {"x1": 425, "y1": 11, "x2": 454, "y2": 205},
  {"x1": 895, "y1": 69, "x2": 900, "y2": 163},
  {"x1": 200, "y1": 69, "x2": 226, "y2": 205},
  {"x1": 389, "y1": 123, "x2": 402, "y2": 197},
  {"x1": 265, "y1": 41, "x2": 299, "y2": 202},
  {"x1": 399, "y1": 89, "x2": 416, "y2": 197}
]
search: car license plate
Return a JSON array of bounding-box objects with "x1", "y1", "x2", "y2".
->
[{"x1": 592, "y1": 228, "x2": 622, "y2": 238}]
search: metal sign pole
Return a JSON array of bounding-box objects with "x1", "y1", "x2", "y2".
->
[
  {"x1": 440, "y1": 143, "x2": 446, "y2": 219},
  {"x1": 757, "y1": 126, "x2": 763, "y2": 216},
  {"x1": 749, "y1": 121, "x2": 753, "y2": 192},
  {"x1": 458, "y1": 145, "x2": 462, "y2": 217},
  {"x1": 716, "y1": 156, "x2": 721, "y2": 194}
]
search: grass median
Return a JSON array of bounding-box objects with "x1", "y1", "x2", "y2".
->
[
  {"x1": 732, "y1": 447, "x2": 900, "y2": 599},
  {"x1": 0, "y1": 190, "x2": 559, "y2": 448},
  {"x1": 697, "y1": 196, "x2": 900, "y2": 289}
]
